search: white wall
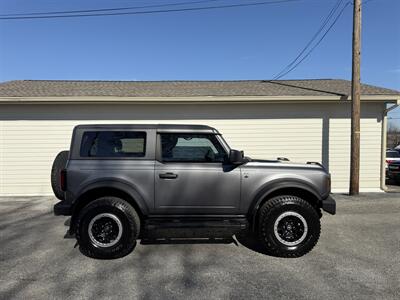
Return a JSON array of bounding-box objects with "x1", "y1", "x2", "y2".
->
[{"x1": 0, "y1": 102, "x2": 384, "y2": 196}]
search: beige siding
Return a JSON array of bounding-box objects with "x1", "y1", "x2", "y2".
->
[
  {"x1": 0, "y1": 102, "x2": 383, "y2": 196},
  {"x1": 0, "y1": 120, "x2": 4, "y2": 195},
  {"x1": 329, "y1": 118, "x2": 382, "y2": 191}
]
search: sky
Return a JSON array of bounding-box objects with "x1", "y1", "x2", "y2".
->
[{"x1": 0, "y1": 0, "x2": 399, "y2": 120}]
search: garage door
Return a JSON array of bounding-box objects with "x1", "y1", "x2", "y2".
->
[{"x1": 0, "y1": 102, "x2": 383, "y2": 195}]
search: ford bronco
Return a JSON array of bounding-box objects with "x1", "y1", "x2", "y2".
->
[{"x1": 53, "y1": 124, "x2": 335, "y2": 259}]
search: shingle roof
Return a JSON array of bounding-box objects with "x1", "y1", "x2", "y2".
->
[{"x1": 0, "y1": 79, "x2": 398, "y2": 98}]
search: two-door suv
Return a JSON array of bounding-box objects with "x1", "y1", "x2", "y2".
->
[{"x1": 53, "y1": 124, "x2": 335, "y2": 259}]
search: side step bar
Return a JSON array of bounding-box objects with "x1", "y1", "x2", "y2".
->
[
  {"x1": 145, "y1": 218, "x2": 248, "y2": 230},
  {"x1": 142, "y1": 217, "x2": 249, "y2": 239}
]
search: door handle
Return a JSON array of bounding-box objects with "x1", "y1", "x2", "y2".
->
[{"x1": 159, "y1": 172, "x2": 178, "y2": 179}]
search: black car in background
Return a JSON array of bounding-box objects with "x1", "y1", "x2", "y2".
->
[{"x1": 387, "y1": 161, "x2": 400, "y2": 184}]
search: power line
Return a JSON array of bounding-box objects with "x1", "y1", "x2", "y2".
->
[
  {"x1": 362, "y1": 0, "x2": 396, "y2": 5},
  {"x1": 273, "y1": 0, "x2": 344, "y2": 79},
  {"x1": 272, "y1": 1, "x2": 351, "y2": 80},
  {"x1": 0, "y1": 0, "x2": 304, "y2": 20},
  {"x1": 0, "y1": 0, "x2": 225, "y2": 17},
  {"x1": 272, "y1": 0, "x2": 390, "y2": 79},
  {"x1": 362, "y1": 0, "x2": 378, "y2": 4}
]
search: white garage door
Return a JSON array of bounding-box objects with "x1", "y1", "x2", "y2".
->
[{"x1": 0, "y1": 102, "x2": 383, "y2": 196}]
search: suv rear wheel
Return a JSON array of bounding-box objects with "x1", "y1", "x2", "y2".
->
[
  {"x1": 258, "y1": 195, "x2": 320, "y2": 257},
  {"x1": 76, "y1": 197, "x2": 140, "y2": 259}
]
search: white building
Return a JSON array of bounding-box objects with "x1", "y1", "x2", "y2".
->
[{"x1": 0, "y1": 79, "x2": 399, "y2": 196}]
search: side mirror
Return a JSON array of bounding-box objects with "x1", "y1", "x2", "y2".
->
[{"x1": 228, "y1": 149, "x2": 244, "y2": 165}]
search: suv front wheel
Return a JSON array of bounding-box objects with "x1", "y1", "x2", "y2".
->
[
  {"x1": 258, "y1": 195, "x2": 321, "y2": 257},
  {"x1": 76, "y1": 197, "x2": 140, "y2": 259}
]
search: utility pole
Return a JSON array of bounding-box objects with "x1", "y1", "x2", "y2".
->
[{"x1": 349, "y1": 0, "x2": 362, "y2": 195}]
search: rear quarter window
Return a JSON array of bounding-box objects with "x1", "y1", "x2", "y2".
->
[{"x1": 80, "y1": 131, "x2": 146, "y2": 157}]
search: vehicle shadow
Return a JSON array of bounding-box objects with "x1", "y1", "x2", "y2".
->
[
  {"x1": 63, "y1": 217, "x2": 76, "y2": 239},
  {"x1": 138, "y1": 232, "x2": 272, "y2": 257},
  {"x1": 234, "y1": 232, "x2": 270, "y2": 256},
  {"x1": 64, "y1": 217, "x2": 71, "y2": 226}
]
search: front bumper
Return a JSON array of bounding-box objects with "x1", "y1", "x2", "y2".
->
[
  {"x1": 321, "y1": 195, "x2": 336, "y2": 215},
  {"x1": 54, "y1": 201, "x2": 72, "y2": 216}
]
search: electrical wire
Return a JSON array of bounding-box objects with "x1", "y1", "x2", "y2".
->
[
  {"x1": 0, "y1": 0, "x2": 304, "y2": 20},
  {"x1": 272, "y1": 2, "x2": 351, "y2": 80},
  {"x1": 0, "y1": 0, "x2": 225, "y2": 17},
  {"x1": 272, "y1": 0, "x2": 392, "y2": 79},
  {"x1": 273, "y1": 0, "x2": 344, "y2": 79},
  {"x1": 362, "y1": 0, "x2": 377, "y2": 4}
]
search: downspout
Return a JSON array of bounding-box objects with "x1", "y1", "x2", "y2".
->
[{"x1": 381, "y1": 100, "x2": 400, "y2": 191}]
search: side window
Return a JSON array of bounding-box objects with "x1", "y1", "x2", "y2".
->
[
  {"x1": 160, "y1": 133, "x2": 227, "y2": 162},
  {"x1": 80, "y1": 131, "x2": 146, "y2": 157}
]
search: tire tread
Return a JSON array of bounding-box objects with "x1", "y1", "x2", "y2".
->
[
  {"x1": 76, "y1": 196, "x2": 140, "y2": 259},
  {"x1": 259, "y1": 195, "x2": 321, "y2": 258}
]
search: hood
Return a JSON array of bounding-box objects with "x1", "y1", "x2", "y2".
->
[{"x1": 244, "y1": 158, "x2": 326, "y2": 171}]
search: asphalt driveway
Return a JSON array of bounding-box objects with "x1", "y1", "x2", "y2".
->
[{"x1": 1, "y1": 194, "x2": 399, "y2": 299}]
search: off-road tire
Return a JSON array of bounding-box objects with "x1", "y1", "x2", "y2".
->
[
  {"x1": 51, "y1": 150, "x2": 69, "y2": 200},
  {"x1": 258, "y1": 195, "x2": 321, "y2": 258},
  {"x1": 76, "y1": 197, "x2": 140, "y2": 259}
]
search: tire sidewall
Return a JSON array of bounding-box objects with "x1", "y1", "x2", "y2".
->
[
  {"x1": 260, "y1": 198, "x2": 320, "y2": 255},
  {"x1": 78, "y1": 201, "x2": 137, "y2": 258}
]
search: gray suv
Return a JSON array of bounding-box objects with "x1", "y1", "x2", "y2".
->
[{"x1": 53, "y1": 124, "x2": 335, "y2": 259}]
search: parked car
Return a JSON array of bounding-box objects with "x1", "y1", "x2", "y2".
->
[
  {"x1": 386, "y1": 149, "x2": 400, "y2": 168},
  {"x1": 387, "y1": 161, "x2": 400, "y2": 184},
  {"x1": 52, "y1": 124, "x2": 335, "y2": 259}
]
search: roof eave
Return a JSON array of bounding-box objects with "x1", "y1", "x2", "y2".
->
[{"x1": 0, "y1": 95, "x2": 398, "y2": 104}]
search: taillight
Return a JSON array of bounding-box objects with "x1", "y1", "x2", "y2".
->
[
  {"x1": 60, "y1": 169, "x2": 67, "y2": 191},
  {"x1": 327, "y1": 175, "x2": 331, "y2": 192},
  {"x1": 386, "y1": 160, "x2": 394, "y2": 164}
]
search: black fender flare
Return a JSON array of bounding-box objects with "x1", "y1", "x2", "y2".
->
[
  {"x1": 249, "y1": 179, "x2": 322, "y2": 228},
  {"x1": 70, "y1": 178, "x2": 149, "y2": 231}
]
